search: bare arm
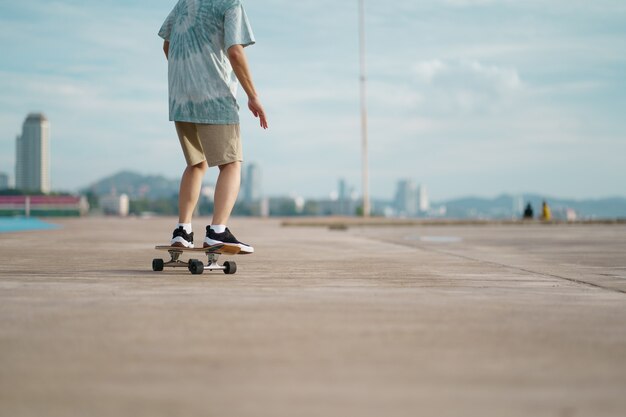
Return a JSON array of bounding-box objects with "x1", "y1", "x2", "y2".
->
[
  {"x1": 163, "y1": 41, "x2": 169, "y2": 60},
  {"x1": 227, "y1": 44, "x2": 268, "y2": 129}
]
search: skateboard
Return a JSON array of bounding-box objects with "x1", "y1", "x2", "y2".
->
[{"x1": 152, "y1": 244, "x2": 247, "y2": 275}]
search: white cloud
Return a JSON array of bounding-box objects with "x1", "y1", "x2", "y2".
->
[
  {"x1": 409, "y1": 59, "x2": 523, "y2": 115},
  {"x1": 413, "y1": 60, "x2": 448, "y2": 84},
  {"x1": 413, "y1": 59, "x2": 522, "y2": 92},
  {"x1": 467, "y1": 61, "x2": 521, "y2": 91}
]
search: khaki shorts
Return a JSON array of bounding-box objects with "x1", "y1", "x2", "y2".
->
[{"x1": 175, "y1": 121, "x2": 243, "y2": 167}]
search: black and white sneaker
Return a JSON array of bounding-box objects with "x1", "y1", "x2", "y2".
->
[
  {"x1": 204, "y1": 227, "x2": 254, "y2": 253},
  {"x1": 171, "y1": 226, "x2": 194, "y2": 248}
]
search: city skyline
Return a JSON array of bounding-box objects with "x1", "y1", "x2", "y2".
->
[
  {"x1": 67, "y1": 166, "x2": 626, "y2": 219},
  {"x1": 1, "y1": 1, "x2": 625, "y2": 201}
]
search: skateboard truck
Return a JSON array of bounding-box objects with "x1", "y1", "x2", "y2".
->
[
  {"x1": 203, "y1": 253, "x2": 237, "y2": 274},
  {"x1": 152, "y1": 246, "x2": 238, "y2": 275}
]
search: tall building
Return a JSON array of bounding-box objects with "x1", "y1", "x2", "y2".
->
[
  {"x1": 0, "y1": 172, "x2": 9, "y2": 190},
  {"x1": 418, "y1": 184, "x2": 429, "y2": 213},
  {"x1": 243, "y1": 162, "x2": 262, "y2": 203},
  {"x1": 337, "y1": 178, "x2": 355, "y2": 216},
  {"x1": 15, "y1": 113, "x2": 50, "y2": 193},
  {"x1": 394, "y1": 179, "x2": 418, "y2": 216},
  {"x1": 338, "y1": 179, "x2": 348, "y2": 203}
]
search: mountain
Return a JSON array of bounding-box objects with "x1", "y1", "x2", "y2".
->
[
  {"x1": 437, "y1": 194, "x2": 626, "y2": 219},
  {"x1": 82, "y1": 171, "x2": 180, "y2": 200}
]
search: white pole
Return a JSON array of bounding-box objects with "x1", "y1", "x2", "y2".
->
[{"x1": 358, "y1": 0, "x2": 370, "y2": 217}]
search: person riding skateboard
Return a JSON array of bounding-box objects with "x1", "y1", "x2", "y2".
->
[{"x1": 158, "y1": 0, "x2": 267, "y2": 253}]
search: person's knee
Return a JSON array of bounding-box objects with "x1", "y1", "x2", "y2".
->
[
  {"x1": 218, "y1": 161, "x2": 240, "y2": 172},
  {"x1": 190, "y1": 160, "x2": 208, "y2": 172}
]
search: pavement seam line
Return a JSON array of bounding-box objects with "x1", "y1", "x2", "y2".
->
[{"x1": 365, "y1": 236, "x2": 626, "y2": 295}]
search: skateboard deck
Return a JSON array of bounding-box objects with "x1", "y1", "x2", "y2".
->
[
  {"x1": 152, "y1": 244, "x2": 247, "y2": 275},
  {"x1": 155, "y1": 244, "x2": 242, "y2": 255}
]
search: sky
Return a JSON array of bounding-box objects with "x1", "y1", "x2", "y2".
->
[{"x1": 0, "y1": 0, "x2": 625, "y2": 201}]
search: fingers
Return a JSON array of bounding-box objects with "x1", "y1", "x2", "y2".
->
[
  {"x1": 257, "y1": 108, "x2": 268, "y2": 129},
  {"x1": 249, "y1": 100, "x2": 268, "y2": 129}
]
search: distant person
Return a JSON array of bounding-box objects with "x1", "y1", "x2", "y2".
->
[
  {"x1": 542, "y1": 200, "x2": 551, "y2": 221},
  {"x1": 158, "y1": 0, "x2": 267, "y2": 252},
  {"x1": 523, "y1": 203, "x2": 534, "y2": 219}
]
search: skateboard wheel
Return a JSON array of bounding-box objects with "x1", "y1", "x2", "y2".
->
[
  {"x1": 188, "y1": 259, "x2": 204, "y2": 275},
  {"x1": 223, "y1": 261, "x2": 237, "y2": 275},
  {"x1": 152, "y1": 258, "x2": 164, "y2": 272}
]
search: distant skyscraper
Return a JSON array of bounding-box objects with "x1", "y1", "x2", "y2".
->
[
  {"x1": 243, "y1": 162, "x2": 262, "y2": 203},
  {"x1": 337, "y1": 178, "x2": 354, "y2": 215},
  {"x1": 15, "y1": 113, "x2": 50, "y2": 193},
  {"x1": 394, "y1": 179, "x2": 418, "y2": 216},
  {"x1": 338, "y1": 179, "x2": 348, "y2": 203},
  {"x1": 418, "y1": 184, "x2": 429, "y2": 213},
  {"x1": 0, "y1": 172, "x2": 9, "y2": 190}
]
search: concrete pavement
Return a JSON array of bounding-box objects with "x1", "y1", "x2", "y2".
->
[{"x1": 0, "y1": 217, "x2": 625, "y2": 417}]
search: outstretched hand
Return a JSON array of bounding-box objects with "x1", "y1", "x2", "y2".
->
[{"x1": 248, "y1": 97, "x2": 268, "y2": 129}]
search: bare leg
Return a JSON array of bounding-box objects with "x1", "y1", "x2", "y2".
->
[
  {"x1": 212, "y1": 161, "x2": 241, "y2": 225},
  {"x1": 178, "y1": 161, "x2": 208, "y2": 223}
]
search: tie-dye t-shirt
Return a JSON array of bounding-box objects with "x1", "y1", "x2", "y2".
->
[{"x1": 158, "y1": 0, "x2": 255, "y2": 124}]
